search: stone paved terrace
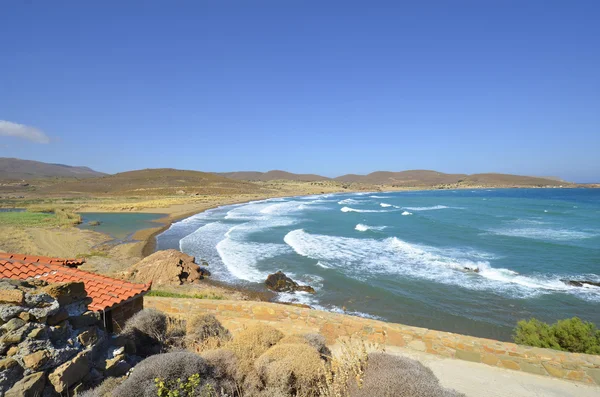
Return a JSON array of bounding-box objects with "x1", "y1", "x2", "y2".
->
[{"x1": 146, "y1": 297, "x2": 600, "y2": 389}]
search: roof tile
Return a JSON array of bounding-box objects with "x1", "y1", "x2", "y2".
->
[
  {"x1": 0, "y1": 252, "x2": 85, "y2": 267},
  {"x1": 0, "y1": 256, "x2": 150, "y2": 312}
]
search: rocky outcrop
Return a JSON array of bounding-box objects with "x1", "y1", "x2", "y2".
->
[
  {"x1": 561, "y1": 279, "x2": 600, "y2": 288},
  {"x1": 0, "y1": 279, "x2": 140, "y2": 396},
  {"x1": 265, "y1": 271, "x2": 315, "y2": 294},
  {"x1": 124, "y1": 249, "x2": 210, "y2": 286}
]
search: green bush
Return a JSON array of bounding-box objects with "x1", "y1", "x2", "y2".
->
[{"x1": 514, "y1": 317, "x2": 600, "y2": 354}]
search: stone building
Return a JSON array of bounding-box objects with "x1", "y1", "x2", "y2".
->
[{"x1": 0, "y1": 253, "x2": 151, "y2": 332}]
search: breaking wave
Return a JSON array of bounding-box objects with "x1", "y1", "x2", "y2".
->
[
  {"x1": 283, "y1": 229, "x2": 600, "y2": 301},
  {"x1": 355, "y1": 224, "x2": 387, "y2": 232},
  {"x1": 341, "y1": 206, "x2": 393, "y2": 213},
  {"x1": 491, "y1": 227, "x2": 597, "y2": 241},
  {"x1": 403, "y1": 205, "x2": 454, "y2": 211}
]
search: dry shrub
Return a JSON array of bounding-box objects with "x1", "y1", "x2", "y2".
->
[
  {"x1": 111, "y1": 352, "x2": 210, "y2": 397},
  {"x1": 186, "y1": 314, "x2": 231, "y2": 352},
  {"x1": 279, "y1": 333, "x2": 331, "y2": 359},
  {"x1": 121, "y1": 308, "x2": 168, "y2": 357},
  {"x1": 348, "y1": 353, "x2": 465, "y2": 397},
  {"x1": 318, "y1": 336, "x2": 377, "y2": 397},
  {"x1": 255, "y1": 343, "x2": 325, "y2": 396},
  {"x1": 201, "y1": 348, "x2": 241, "y2": 395},
  {"x1": 166, "y1": 316, "x2": 187, "y2": 350},
  {"x1": 78, "y1": 377, "x2": 124, "y2": 397},
  {"x1": 226, "y1": 324, "x2": 284, "y2": 376}
]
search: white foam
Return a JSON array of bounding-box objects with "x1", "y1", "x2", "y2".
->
[
  {"x1": 216, "y1": 238, "x2": 290, "y2": 283},
  {"x1": 401, "y1": 211, "x2": 413, "y2": 216},
  {"x1": 370, "y1": 195, "x2": 391, "y2": 199},
  {"x1": 316, "y1": 261, "x2": 332, "y2": 269},
  {"x1": 355, "y1": 224, "x2": 387, "y2": 232},
  {"x1": 341, "y1": 206, "x2": 392, "y2": 213},
  {"x1": 283, "y1": 229, "x2": 600, "y2": 301},
  {"x1": 491, "y1": 227, "x2": 596, "y2": 241},
  {"x1": 275, "y1": 292, "x2": 319, "y2": 307},
  {"x1": 380, "y1": 203, "x2": 392, "y2": 208},
  {"x1": 403, "y1": 205, "x2": 453, "y2": 211},
  {"x1": 338, "y1": 198, "x2": 362, "y2": 205},
  {"x1": 260, "y1": 201, "x2": 305, "y2": 215}
]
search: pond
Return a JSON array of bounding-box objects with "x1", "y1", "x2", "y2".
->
[{"x1": 78, "y1": 212, "x2": 166, "y2": 240}]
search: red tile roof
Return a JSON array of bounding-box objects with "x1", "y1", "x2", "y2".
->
[
  {"x1": 0, "y1": 253, "x2": 85, "y2": 267},
  {"x1": 0, "y1": 258, "x2": 150, "y2": 311}
]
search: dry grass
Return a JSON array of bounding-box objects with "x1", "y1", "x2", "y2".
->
[
  {"x1": 78, "y1": 376, "x2": 124, "y2": 397},
  {"x1": 255, "y1": 343, "x2": 325, "y2": 396},
  {"x1": 318, "y1": 336, "x2": 382, "y2": 397},
  {"x1": 279, "y1": 333, "x2": 331, "y2": 359},
  {"x1": 225, "y1": 325, "x2": 284, "y2": 378},
  {"x1": 186, "y1": 314, "x2": 232, "y2": 353}
]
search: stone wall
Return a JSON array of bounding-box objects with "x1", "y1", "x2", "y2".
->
[
  {"x1": 0, "y1": 280, "x2": 135, "y2": 396},
  {"x1": 109, "y1": 296, "x2": 144, "y2": 333},
  {"x1": 147, "y1": 297, "x2": 600, "y2": 386}
]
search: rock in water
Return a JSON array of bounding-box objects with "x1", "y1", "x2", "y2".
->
[
  {"x1": 561, "y1": 279, "x2": 600, "y2": 288},
  {"x1": 265, "y1": 271, "x2": 315, "y2": 294}
]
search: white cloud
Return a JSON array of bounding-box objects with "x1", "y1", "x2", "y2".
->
[{"x1": 0, "y1": 120, "x2": 50, "y2": 144}]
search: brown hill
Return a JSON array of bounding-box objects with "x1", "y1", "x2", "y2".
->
[
  {"x1": 459, "y1": 173, "x2": 568, "y2": 186},
  {"x1": 39, "y1": 168, "x2": 263, "y2": 196},
  {"x1": 335, "y1": 170, "x2": 467, "y2": 185},
  {"x1": 335, "y1": 170, "x2": 569, "y2": 187},
  {"x1": 0, "y1": 158, "x2": 106, "y2": 180},
  {"x1": 218, "y1": 170, "x2": 330, "y2": 182}
]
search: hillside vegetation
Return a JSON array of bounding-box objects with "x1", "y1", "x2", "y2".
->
[
  {"x1": 218, "y1": 170, "x2": 330, "y2": 182},
  {"x1": 37, "y1": 168, "x2": 267, "y2": 196},
  {"x1": 514, "y1": 317, "x2": 600, "y2": 354}
]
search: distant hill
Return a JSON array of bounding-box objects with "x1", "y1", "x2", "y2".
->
[
  {"x1": 218, "y1": 170, "x2": 330, "y2": 182},
  {"x1": 335, "y1": 170, "x2": 568, "y2": 187},
  {"x1": 335, "y1": 170, "x2": 467, "y2": 185},
  {"x1": 216, "y1": 169, "x2": 569, "y2": 187},
  {"x1": 40, "y1": 168, "x2": 263, "y2": 195},
  {"x1": 0, "y1": 158, "x2": 106, "y2": 180}
]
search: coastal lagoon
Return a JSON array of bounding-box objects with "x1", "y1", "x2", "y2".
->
[
  {"x1": 79, "y1": 212, "x2": 166, "y2": 240},
  {"x1": 157, "y1": 189, "x2": 600, "y2": 340}
]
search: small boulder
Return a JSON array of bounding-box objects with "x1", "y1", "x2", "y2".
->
[
  {"x1": 43, "y1": 282, "x2": 87, "y2": 306},
  {"x1": 5, "y1": 371, "x2": 46, "y2": 397},
  {"x1": 2, "y1": 318, "x2": 26, "y2": 333},
  {"x1": 23, "y1": 350, "x2": 49, "y2": 370},
  {"x1": 49, "y1": 351, "x2": 89, "y2": 393},
  {"x1": 77, "y1": 327, "x2": 98, "y2": 346},
  {"x1": 0, "y1": 357, "x2": 18, "y2": 371},
  {"x1": 47, "y1": 309, "x2": 69, "y2": 326},
  {"x1": 69, "y1": 311, "x2": 102, "y2": 329},
  {"x1": 104, "y1": 355, "x2": 131, "y2": 377},
  {"x1": 265, "y1": 271, "x2": 316, "y2": 294},
  {"x1": 0, "y1": 289, "x2": 24, "y2": 305}
]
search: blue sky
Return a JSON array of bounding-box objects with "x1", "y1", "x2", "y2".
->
[{"x1": 1, "y1": 1, "x2": 599, "y2": 182}]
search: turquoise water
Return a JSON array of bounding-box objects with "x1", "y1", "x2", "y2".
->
[
  {"x1": 79, "y1": 212, "x2": 166, "y2": 240},
  {"x1": 157, "y1": 189, "x2": 600, "y2": 340}
]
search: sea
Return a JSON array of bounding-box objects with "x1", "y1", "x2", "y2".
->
[{"x1": 156, "y1": 188, "x2": 600, "y2": 341}]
